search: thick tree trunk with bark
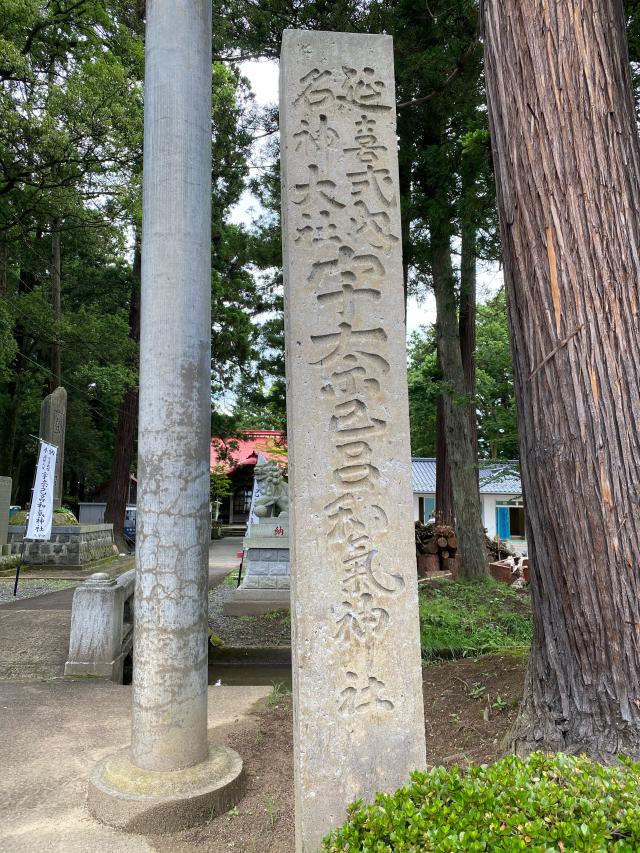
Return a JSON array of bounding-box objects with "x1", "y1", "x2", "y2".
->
[
  {"x1": 435, "y1": 395, "x2": 454, "y2": 525},
  {"x1": 104, "y1": 243, "x2": 141, "y2": 552},
  {"x1": 483, "y1": 0, "x2": 640, "y2": 759},
  {"x1": 459, "y1": 219, "x2": 478, "y2": 462},
  {"x1": 431, "y1": 241, "x2": 487, "y2": 579},
  {"x1": 50, "y1": 225, "x2": 61, "y2": 391}
]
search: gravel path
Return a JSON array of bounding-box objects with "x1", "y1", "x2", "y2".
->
[
  {"x1": 208, "y1": 580, "x2": 291, "y2": 647},
  {"x1": 0, "y1": 579, "x2": 77, "y2": 605}
]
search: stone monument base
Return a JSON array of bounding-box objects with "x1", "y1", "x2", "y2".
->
[
  {"x1": 6, "y1": 523, "x2": 116, "y2": 566},
  {"x1": 223, "y1": 516, "x2": 291, "y2": 616},
  {"x1": 87, "y1": 743, "x2": 244, "y2": 834},
  {"x1": 223, "y1": 587, "x2": 290, "y2": 616}
]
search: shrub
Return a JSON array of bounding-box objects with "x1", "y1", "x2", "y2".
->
[{"x1": 323, "y1": 753, "x2": 640, "y2": 852}]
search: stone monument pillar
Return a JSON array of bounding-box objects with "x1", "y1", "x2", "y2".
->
[
  {"x1": 39, "y1": 386, "x2": 66, "y2": 508},
  {"x1": 281, "y1": 29, "x2": 426, "y2": 850},
  {"x1": 0, "y1": 476, "x2": 11, "y2": 550},
  {"x1": 87, "y1": 0, "x2": 243, "y2": 831}
]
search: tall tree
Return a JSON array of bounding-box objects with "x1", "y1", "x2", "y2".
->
[
  {"x1": 483, "y1": 0, "x2": 640, "y2": 758},
  {"x1": 408, "y1": 291, "x2": 518, "y2": 461},
  {"x1": 104, "y1": 239, "x2": 140, "y2": 551},
  {"x1": 392, "y1": 0, "x2": 489, "y2": 577}
]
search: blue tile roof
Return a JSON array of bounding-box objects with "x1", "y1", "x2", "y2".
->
[{"x1": 412, "y1": 458, "x2": 522, "y2": 496}]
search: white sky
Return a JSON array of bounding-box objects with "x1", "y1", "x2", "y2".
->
[{"x1": 233, "y1": 60, "x2": 503, "y2": 339}]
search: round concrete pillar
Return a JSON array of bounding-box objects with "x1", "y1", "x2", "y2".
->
[{"x1": 132, "y1": 0, "x2": 212, "y2": 772}]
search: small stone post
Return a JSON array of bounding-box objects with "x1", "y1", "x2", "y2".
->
[
  {"x1": 65, "y1": 572, "x2": 129, "y2": 682},
  {"x1": 281, "y1": 30, "x2": 427, "y2": 850},
  {"x1": 39, "y1": 386, "x2": 66, "y2": 508}
]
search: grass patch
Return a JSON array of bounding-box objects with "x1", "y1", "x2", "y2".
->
[
  {"x1": 223, "y1": 569, "x2": 240, "y2": 586},
  {"x1": 419, "y1": 577, "x2": 532, "y2": 662},
  {"x1": 263, "y1": 609, "x2": 291, "y2": 628},
  {"x1": 47, "y1": 580, "x2": 77, "y2": 591},
  {"x1": 267, "y1": 679, "x2": 292, "y2": 708}
]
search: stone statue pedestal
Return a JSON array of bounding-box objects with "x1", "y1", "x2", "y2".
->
[{"x1": 223, "y1": 513, "x2": 290, "y2": 616}]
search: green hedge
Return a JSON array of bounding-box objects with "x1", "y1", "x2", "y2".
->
[{"x1": 323, "y1": 753, "x2": 640, "y2": 852}]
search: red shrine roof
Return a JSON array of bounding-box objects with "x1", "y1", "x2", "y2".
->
[{"x1": 210, "y1": 429, "x2": 287, "y2": 473}]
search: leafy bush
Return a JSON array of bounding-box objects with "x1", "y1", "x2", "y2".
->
[
  {"x1": 323, "y1": 753, "x2": 640, "y2": 852},
  {"x1": 419, "y1": 578, "x2": 532, "y2": 661}
]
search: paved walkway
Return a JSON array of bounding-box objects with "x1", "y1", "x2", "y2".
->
[
  {"x1": 0, "y1": 538, "x2": 262, "y2": 852},
  {"x1": 1, "y1": 681, "x2": 271, "y2": 853},
  {"x1": 0, "y1": 540, "x2": 241, "y2": 682}
]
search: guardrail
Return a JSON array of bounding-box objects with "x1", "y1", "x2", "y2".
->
[{"x1": 65, "y1": 570, "x2": 135, "y2": 683}]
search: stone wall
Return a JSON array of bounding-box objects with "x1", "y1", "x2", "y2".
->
[
  {"x1": 6, "y1": 524, "x2": 116, "y2": 566},
  {"x1": 240, "y1": 548, "x2": 290, "y2": 590}
]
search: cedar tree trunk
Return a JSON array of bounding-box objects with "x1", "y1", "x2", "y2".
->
[
  {"x1": 483, "y1": 0, "x2": 640, "y2": 758},
  {"x1": 104, "y1": 243, "x2": 141, "y2": 552},
  {"x1": 435, "y1": 395, "x2": 454, "y2": 525},
  {"x1": 432, "y1": 241, "x2": 487, "y2": 579},
  {"x1": 459, "y1": 216, "x2": 478, "y2": 462}
]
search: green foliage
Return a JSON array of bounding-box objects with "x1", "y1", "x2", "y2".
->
[
  {"x1": 323, "y1": 753, "x2": 640, "y2": 852},
  {"x1": 223, "y1": 568, "x2": 240, "y2": 586},
  {"x1": 11, "y1": 507, "x2": 77, "y2": 526},
  {"x1": 210, "y1": 465, "x2": 233, "y2": 503},
  {"x1": 263, "y1": 608, "x2": 291, "y2": 628},
  {"x1": 419, "y1": 578, "x2": 531, "y2": 661},
  {"x1": 0, "y1": 296, "x2": 16, "y2": 380},
  {"x1": 208, "y1": 629, "x2": 224, "y2": 648},
  {"x1": 407, "y1": 327, "x2": 439, "y2": 456},
  {"x1": 0, "y1": 5, "x2": 269, "y2": 508},
  {"x1": 267, "y1": 679, "x2": 292, "y2": 708},
  {"x1": 492, "y1": 694, "x2": 507, "y2": 712},
  {"x1": 467, "y1": 681, "x2": 486, "y2": 700},
  {"x1": 476, "y1": 291, "x2": 518, "y2": 458},
  {"x1": 408, "y1": 289, "x2": 518, "y2": 459}
]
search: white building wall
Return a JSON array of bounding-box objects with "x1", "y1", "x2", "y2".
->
[
  {"x1": 413, "y1": 493, "x2": 422, "y2": 520},
  {"x1": 483, "y1": 494, "x2": 498, "y2": 538},
  {"x1": 413, "y1": 491, "x2": 527, "y2": 553}
]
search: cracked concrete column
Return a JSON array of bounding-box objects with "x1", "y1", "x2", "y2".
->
[{"x1": 132, "y1": 0, "x2": 212, "y2": 771}]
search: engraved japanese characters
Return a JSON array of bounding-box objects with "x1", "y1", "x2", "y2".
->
[
  {"x1": 281, "y1": 29, "x2": 426, "y2": 852},
  {"x1": 288, "y1": 53, "x2": 404, "y2": 712}
]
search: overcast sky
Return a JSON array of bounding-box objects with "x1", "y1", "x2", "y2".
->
[{"x1": 233, "y1": 60, "x2": 502, "y2": 339}]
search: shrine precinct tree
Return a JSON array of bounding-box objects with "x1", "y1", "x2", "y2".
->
[{"x1": 482, "y1": 0, "x2": 640, "y2": 758}]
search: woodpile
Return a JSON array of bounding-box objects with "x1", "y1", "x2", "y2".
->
[
  {"x1": 415, "y1": 521, "x2": 459, "y2": 575},
  {"x1": 415, "y1": 521, "x2": 521, "y2": 578}
]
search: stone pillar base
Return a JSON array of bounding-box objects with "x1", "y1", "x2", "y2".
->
[
  {"x1": 222, "y1": 588, "x2": 290, "y2": 616},
  {"x1": 87, "y1": 743, "x2": 243, "y2": 834}
]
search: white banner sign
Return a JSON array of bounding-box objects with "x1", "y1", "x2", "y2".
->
[{"x1": 26, "y1": 441, "x2": 58, "y2": 541}]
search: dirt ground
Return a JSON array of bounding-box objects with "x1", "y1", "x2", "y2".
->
[{"x1": 150, "y1": 652, "x2": 527, "y2": 853}]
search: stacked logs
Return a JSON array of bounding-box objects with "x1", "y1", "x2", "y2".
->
[
  {"x1": 416, "y1": 521, "x2": 518, "y2": 577},
  {"x1": 415, "y1": 521, "x2": 459, "y2": 575}
]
